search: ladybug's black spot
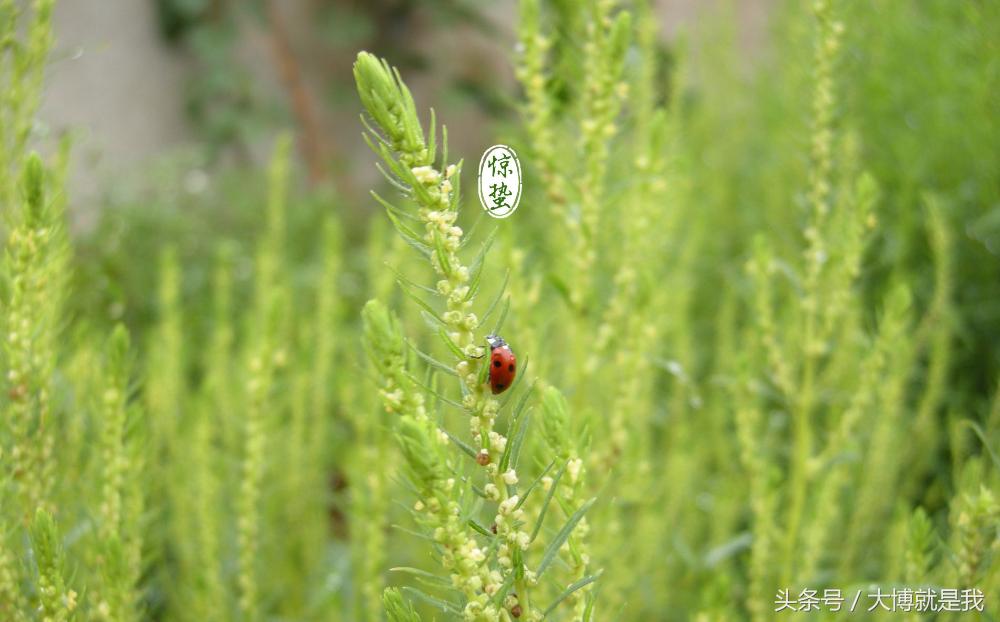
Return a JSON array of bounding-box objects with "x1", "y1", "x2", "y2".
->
[
  {"x1": 495, "y1": 384, "x2": 504, "y2": 390},
  {"x1": 494, "y1": 360, "x2": 502, "y2": 367},
  {"x1": 508, "y1": 364, "x2": 515, "y2": 372}
]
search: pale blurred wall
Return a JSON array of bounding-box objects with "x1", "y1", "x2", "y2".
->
[
  {"x1": 37, "y1": 0, "x2": 771, "y2": 214},
  {"x1": 38, "y1": 0, "x2": 193, "y2": 211}
]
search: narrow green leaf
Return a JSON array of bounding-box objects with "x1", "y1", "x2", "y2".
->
[
  {"x1": 513, "y1": 546, "x2": 525, "y2": 581},
  {"x1": 484, "y1": 526, "x2": 504, "y2": 559},
  {"x1": 432, "y1": 229, "x2": 453, "y2": 275},
  {"x1": 377, "y1": 140, "x2": 412, "y2": 180},
  {"x1": 514, "y1": 459, "x2": 555, "y2": 511},
  {"x1": 383, "y1": 206, "x2": 431, "y2": 258},
  {"x1": 403, "y1": 371, "x2": 464, "y2": 410},
  {"x1": 386, "y1": 264, "x2": 438, "y2": 295},
  {"x1": 393, "y1": 154, "x2": 427, "y2": 192},
  {"x1": 479, "y1": 281, "x2": 509, "y2": 328},
  {"x1": 441, "y1": 427, "x2": 477, "y2": 459},
  {"x1": 490, "y1": 573, "x2": 516, "y2": 608},
  {"x1": 374, "y1": 191, "x2": 421, "y2": 233},
  {"x1": 499, "y1": 383, "x2": 534, "y2": 472},
  {"x1": 507, "y1": 411, "x2": 532, "y2": 475},
  {"x1": 451, "y1": 158, "x2": 463, "y2": 211},
  {"x1": 542, "y1": 571, "x2": 604, "y2": 618},
  {"x1": 373, "y1": 164, "x2": 416, "y2": 200},
  {"x1": 427, "y1": 108, "x2": 437, "y2": 164},
  {"x1": 476, "y1": 353, "x2": 491, "y2": 387},
  {"x1": 390, "y1": 567, "x2": 454, "y2": 590},
  {"x1": 491, "y1": 296, "x2": 511, "y2": 335},
  {"x1": 531, "y1": 461, "x2": 567, "y2": 543},
  {"x1": 391, "y1": 524, "x2": 434, "y2": 542},
  {"x1": 441, "y1": 125, "x2": 449, "y2": 173},
  {"x1": 460, "y1": 210, "x2": 485, "y2": 249},
  {"x1": 537, "y1": 498, "x2": 597, "y2": 577},
  {"x1": 438, "y1": 327, "x2": 466, "y2": 360},
  {"x1": 360, "y1": 114, "x2": 391, "y2": 149},
  {"x1": 465, "y1": 231, "x2": 500, "y2": 301},
  {"x1": 400, "y1": 587, "x2": 461, "y2": 615},
  {"x1": 468, "y1": 520, "x2": 492, "y2": 538},
  {"x1": 361, "y1": 128, "x2": 388, "y2": 164},
  {"x1": 547, "y1": 272, "x2": 572, "y2": 307},
  {"x1": 397, "y1": 283, "x2": 445, "y2": 326},
  {"x1": 405, "y1": 340, "x2": 458, "y2": 377},
  {"x1": 958, "y1": 420, "x2": 1000, "y2": 472},
  {"x1": 459, "y1": 477, "x2": 483, "y2": 520},
  {"x1": 470, "y1": 227, "x2": 499, "y2": 273},
  {"x1": 582, "y1": 592, "x2": 597, "y2": 621},
  {"x1": 703, "y1": 532, "x2": 752, "y2": 568}
]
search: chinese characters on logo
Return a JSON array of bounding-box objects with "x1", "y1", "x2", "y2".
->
[
  {"x1": 478, "y1": 145, "x2": 521, "y2": 218},
  {"x1": 774, "y1": 587, "x2": 984, "y2": 613}
]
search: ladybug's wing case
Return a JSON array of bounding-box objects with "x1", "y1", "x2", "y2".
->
[
  {"x1": 503, "y1": 350, "x2": 517, "y2": 374},
  {"x1": 488, "y1": 347, "x2": 517, "y2": 394}
]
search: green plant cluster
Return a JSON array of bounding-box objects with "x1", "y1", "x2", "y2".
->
[{"x1": 0, "y1": 0, "x2": 998, "y2": 621}]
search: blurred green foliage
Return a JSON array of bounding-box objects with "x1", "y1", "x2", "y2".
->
[{"x1": 0, "y1": 0, "x2": 998, "y2": 620}]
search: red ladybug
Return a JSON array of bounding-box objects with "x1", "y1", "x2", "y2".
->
[{"x1": 486, "y1": 334, "x2": 516, "y2": 394}]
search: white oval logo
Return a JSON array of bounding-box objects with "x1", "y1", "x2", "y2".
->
[{"x1": 477, "y1": 144, "x2": 521, "y2": 218}]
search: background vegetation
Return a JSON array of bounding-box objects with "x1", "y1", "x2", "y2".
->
[{"x1": 1, "y1": 0, "x2": 998, "y2": 620}]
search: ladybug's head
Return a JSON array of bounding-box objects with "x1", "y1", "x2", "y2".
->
[{"x1": 485, "y1": 334, "x2": 507, "y2": 350}]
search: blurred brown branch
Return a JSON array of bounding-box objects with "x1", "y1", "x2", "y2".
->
[{"x1": 267, "y1": 0, "x2": 329, "y2": 185}]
